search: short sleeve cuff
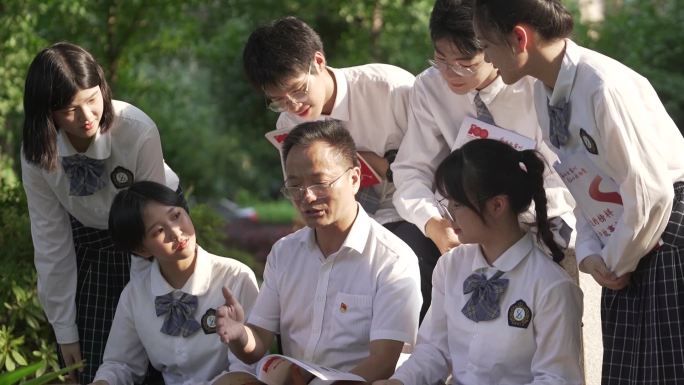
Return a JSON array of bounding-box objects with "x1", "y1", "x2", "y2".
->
[
  {"x1": 246, "y1": 315, "x2": 279, "y2": 335},
  {"x1": 575, "y1": 240, "x2": 602, "y2": 266},
  {"x1": 370, "y1": 329, "x2": 415, "y2": 345}
]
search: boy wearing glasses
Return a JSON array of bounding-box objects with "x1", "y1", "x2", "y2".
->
[
  {"x1": 243, "y1": 16, "x2": 440, "y2": 321},
  {"x1": 392, "y1": 0, "x2": 576, "y2": 259},
  {"x1": 216, "y1": 120, "x2": 422, "y2": 384},
  {"x1": 391, "y1": 0, "x2": 578, "y2": 321}
]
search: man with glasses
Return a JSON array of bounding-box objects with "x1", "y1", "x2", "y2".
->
[
  {"x1": 391, "y1": 0, "x2": 577, "y2": 319},
  {"x1": 243, "y1": 16, "x2": 438, "y2": 322},
  {"x1": 216, "y1": 120, "x2": 421, "y2": 384}
]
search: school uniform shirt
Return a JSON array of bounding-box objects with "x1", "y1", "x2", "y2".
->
[
  {"x1": 21, "y1": 100, "x2": 179, "y2": 344},
  {"x1": 93, "y1": 246, "x2": 259, "y2": 385},
  {"x1": 392, "y1": 67, "x2": 575, "y2": 235},
  {"x1": 535, "y1": 39, "x2": 684, "y2": 275},
  {"x1": 247, "y1": 204, "x2": 422, "y2": 371},
  {"x1": 392, "y1": 233, "x2": 583, "y2": 385},
  {"x1": 276, "y1": 64, "x2": 415, "y2": 224}
]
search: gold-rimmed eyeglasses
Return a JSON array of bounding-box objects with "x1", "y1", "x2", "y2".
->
[
  {"x1": 280, "y1": 167, "x2": 352, "y2": 201},
  {"x1": 266, "y1": 61, "x2": 314, "y2": 113},
  {"x1": 428, "y1": 58, "x2": 481, "y2": 77}
]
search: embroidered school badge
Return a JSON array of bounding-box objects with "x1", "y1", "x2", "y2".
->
[
  {"x1": 579, "y1": 129, "x2": 598, "y2": 155},
  {"x1": 110, "y1": 166, "x2": 134, "y2": 188},
  {"x1": 201, "y1": 308, "x2": 217, "y2": 334},
  {"x1": 507, "y1": 299, "x2": 532, "y2": 329}
]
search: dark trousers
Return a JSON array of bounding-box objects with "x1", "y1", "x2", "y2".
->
[{"x1": 384, "y1": 220, "x2": 441, "y2": 322}]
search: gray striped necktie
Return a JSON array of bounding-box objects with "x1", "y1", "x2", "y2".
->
[
  {"x1": 474, "y1": 92, "x2": 495, "y2": 125},
  {"x1": 548, "y1": 100, "x2": 571, "y2": 148}
]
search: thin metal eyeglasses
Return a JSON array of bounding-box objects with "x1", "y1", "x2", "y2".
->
[
  {"x1": 266, "y1": 61, "x2": 313, "y2": 113},
  {"x1": 428, "y1": 58, "x2": 480, "y2": 77},
  {"x1": 437, "y1": 197, "x2": 455, "y2": 222},
  {"x1": 280, "y1": 167, "x2": 352, "y2": 201}
]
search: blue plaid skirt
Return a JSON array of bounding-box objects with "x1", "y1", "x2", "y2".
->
[{"x1": 601, "y1": 182, "x2": 684, "y2": 385}]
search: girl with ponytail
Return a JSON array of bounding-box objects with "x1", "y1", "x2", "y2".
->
[{"x1": 374, "y1": 138, "x2": 583, "y2": 385}]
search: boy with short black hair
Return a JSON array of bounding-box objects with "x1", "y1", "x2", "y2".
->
[{"x1": 243, "y1": 16, "x2": 439, "y2": 319}]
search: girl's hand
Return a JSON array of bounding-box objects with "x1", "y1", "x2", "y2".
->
[
  {"x1": 579, "y1": 254, "x2": 631, "y2": 290},
  {"x1": 59, "y1": 342, "x2": 84, "y2": 383},
  {"x1": 216, "y1": 287, "x2": 246, "y2": 344}
]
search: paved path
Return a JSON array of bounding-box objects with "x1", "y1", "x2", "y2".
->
[{"x1": 580, "y1": 273, "x2": 603, "y2": 385}]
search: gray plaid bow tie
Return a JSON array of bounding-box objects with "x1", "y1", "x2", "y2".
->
[
  {"x1": 462, "y1": 270, "x2": 509, "y2": 322},
  {"x1": 60, "y1": 154, "x2": 106, "y2": 196},
  {"x1": 155, "y1": 292, "x2": 201, "y2": 337},
  {"x1": 548, "y1": 100, "x2": 571, "y2": 148},
  {"x1": 474, "y1": 92, "x2": 495, "y2": 125}
]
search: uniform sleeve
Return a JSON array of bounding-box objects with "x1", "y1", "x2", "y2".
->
[
  {"x1": 535, "y1": 140, "x2": 577, "y2": 222},
  {"x1": 369, "y1": 247, "x2": 422, "y2": 344},
  {"x1": 528, "y1": 280, "x2": 583, "y2": 385},
  {"x1": 392, "y1": 79, "x2": 451, "y2": 234},
  {"x1": 392, "y1": 256, "x2": 451, "y2": 385},
  {"x1": 595, "y1": 85, "x2": 674, "y2": 275},
  {"x1": 93, "y1": 285, "x2": 148, "y2": 385},
  {"x1": 388, "y1": 72, "x2": 413, "y2": 140},
  {"x1": 133, "y1": 125, "x2": 166, "y2": 185},
  {"x1": 246, "y1": 246, "x2": 282, "y2": 334},
  {"x1": 21, "y1": 156, "x2": 79, "y2": 344},
  {"x1": 228, "y1": 265, "x2": 260, "y2": 373},
  {"x1": 574, "y1": 207, "x2": 604, "y2": 264}
]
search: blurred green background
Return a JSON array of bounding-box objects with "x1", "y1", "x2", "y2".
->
[{"x1": 1, "y1": 0, "x2": 683, "y2": 378}]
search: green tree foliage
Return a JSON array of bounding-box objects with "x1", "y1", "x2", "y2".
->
[{"x1": 572, "y1": 0, "x2": 684, "y2": 132}]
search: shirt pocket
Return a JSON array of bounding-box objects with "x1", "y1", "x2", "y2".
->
[{"x1": 330, "y1": 292, "x2": 373, "y2": 346}]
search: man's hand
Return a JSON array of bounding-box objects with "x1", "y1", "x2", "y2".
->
[
  {"x1": 289, "y1": 365, "x2": 313, "y2": 385},
  {"x1": 579, "y1": 254, "x2": 631, "y2": 290},
  {"x1": 216, "y1": 287, "x2": 247, "y2": 344},
  {"x1": 425, "y1": 216, "x2": 460, "y2": 254},
  {"x1": 59, "y1": 342, "x2": 84, "y2": 383}
]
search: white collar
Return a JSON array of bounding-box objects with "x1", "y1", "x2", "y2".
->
[
  {"x1": 56, "y1": 126, "x2": 112, "y2": 160},
  {"x1": 547, "y1": 39, "x2": 580, "y2": 107},
  {"x1": 469, "y1": 232, "x2": 534, "y2": 274},
  {"x1": 150, "y1": 245, "x2": 212, "y2": 297},
  {"x1": 468, "y1": 74, "x2": 507, "y2": 105},
  {"x1": 302, "y1": 203, "x2": 371, "y2": 262},
  {"x1": 327, "y1": 67, "x2": 350, "y2": 122}
]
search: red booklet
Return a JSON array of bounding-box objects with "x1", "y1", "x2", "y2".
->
[{"x1": 265, "y1": 127, "x2": 381, "y2": 188}]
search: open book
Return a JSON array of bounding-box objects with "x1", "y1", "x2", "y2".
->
[
  {"x1": 265, "y1": 127, "x2": 382, "y2": 188},
  {"x1": 214, "y1": 354, "x2": 365, "y2": 385},
  {"x1": 453, "y1": 116, "x2": 536, "y2": 151}
]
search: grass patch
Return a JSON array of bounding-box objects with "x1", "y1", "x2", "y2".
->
[{"x1": 251, "y1": 200, "x2": 296, "y2": 224}]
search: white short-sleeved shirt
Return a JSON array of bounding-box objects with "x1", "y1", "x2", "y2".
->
[
  {"x1": 535, "y1": 39, "x2": 684, "y2": 275},
  {"x1": 93, "y1": 246, "x2": 259, "y2": 385},
  {"x1": 276, "y1": 64, "x2": 415, "y2": 224},
  {"x1": 392, "y1": 67, "x2": 575, "y2": 235},
  {"x1": 21, "y1": 100, "x2": 179, "y2": 343},
  {"x1": 392, "y1": 233, "x2": 583, "y2": 385},
  {"x1": 247, "y1": 205, "x2": 422, "y2": 371}
]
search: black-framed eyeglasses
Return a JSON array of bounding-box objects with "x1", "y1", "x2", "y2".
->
[
  {"x1": 428, "y1": 58, "x2": 480, "y2": 77},
  {"x1": 266, "y1": 61, "x2": 313, "y2": 113},
  {"x1": 280, "y1": 167, "x2": 352, "y2": 201}
]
